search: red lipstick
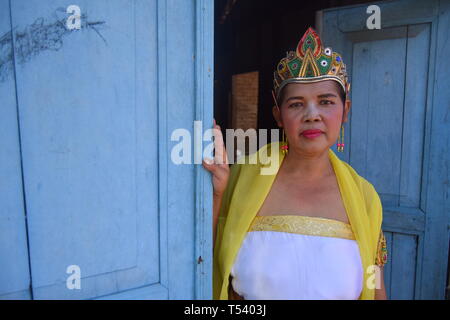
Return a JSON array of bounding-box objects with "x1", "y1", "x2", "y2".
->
[{"x1": 301, "y1": 129, "x2": 323, "y2": 139}]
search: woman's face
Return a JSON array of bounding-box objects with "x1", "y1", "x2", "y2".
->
[{"x1": 273, "y1": 80, "x2": 351, "y2": 156}]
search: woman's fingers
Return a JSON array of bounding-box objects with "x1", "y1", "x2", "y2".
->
[
  {"x1": 204, "y1": 120, "x2": 231, "y2": 196},
  {"x1": 203, "y1": 119, "x2": 229, "y2": 166},
  {"x1": 213, "y1": 122, "x2": 227, "y2": 165},
  {"x1": 222, "y1": 141, "x2": 229, "y2": 165},
  {"x1": 202, "y1": 158, "x2": 215, "y2": 173}
]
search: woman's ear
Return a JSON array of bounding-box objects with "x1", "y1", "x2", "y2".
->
[
  {"x1": 272, "y1": 105, "x2": 283, "y2": 127},
  {"x1": 343, "y1": 99, "x2": 351, "y2": 123}
]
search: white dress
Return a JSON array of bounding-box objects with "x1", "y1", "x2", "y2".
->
[{"x1": 230, "y1": 215, "x2": 364, "y2": 300}]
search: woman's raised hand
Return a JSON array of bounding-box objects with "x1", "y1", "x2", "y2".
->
[{"x1": 202, "y1": 119, "x2": 230, "y2": 197}]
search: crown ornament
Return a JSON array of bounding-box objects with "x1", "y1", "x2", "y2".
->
[{"x1": 273, "y1": 27, "x2": 350, "y2": 100}]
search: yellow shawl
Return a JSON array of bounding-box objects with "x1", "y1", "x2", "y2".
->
[{"x1": 213, "y1": 141, "x2": 383, "y2": 300}]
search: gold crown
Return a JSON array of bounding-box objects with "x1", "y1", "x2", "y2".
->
[{"x1": 273, "y1": 27, "x2": 350, "y2": 100}]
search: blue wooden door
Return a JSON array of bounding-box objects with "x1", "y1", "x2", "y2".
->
[
  {"x1": 0, "y1": 0, "x2": 214, "y2": 299},
  {"x1": 320, "y1": 0, "x2": 450, "y2": 299}
]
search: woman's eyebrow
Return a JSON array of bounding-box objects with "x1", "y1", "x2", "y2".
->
[
  {"x1": 286, "y1": 96, "x2": 304, "y2": 102},
  {"x1": 317, "y1": 93, "x2": 338, "y2": 98},
  {"x1": 286, "y1": 93, "x2": 337, "y2": 102}
]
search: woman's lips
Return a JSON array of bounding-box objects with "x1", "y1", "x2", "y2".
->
[
  {"x1": 303, "y1": 132, "x2": 322, "y2": 139},
  {"x1": 301, "y1": 129, "x2": 323, "y2": 139}
]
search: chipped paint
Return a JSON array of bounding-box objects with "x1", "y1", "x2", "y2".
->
[{"x1": 0, "y1": 8, "x2": 107, "y2": 83}]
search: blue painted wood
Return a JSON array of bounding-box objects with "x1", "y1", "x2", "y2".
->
[
  {"x1": 383, "y1": 207, "x2": 425, "y2": 233},
  {"x1": 384, "y1": 232, "x2": 393, "y2": 299},
  {"x1": 158, "y1": 0, "x2": 198, "y2": 299},
  {"x1": 156, "y1": 0, "x2": 169, "y2": 296},
  {"x1": 401, "y1": 24, "x2": 430, "y2": 208},
  {"x1": 0, "y1": 0, "x2": 31, "y2": 300},
  {"x1": 3, "y1": 0, "x2": 214, "y2": 300},
  {"x1": 336, "y1": 0, "x2": 439, "y2": 31},
  {"x1": 163, "y1": 0, "x2": 196, "y2": 299},
  {"x1": 164, "y1": 0, "x2": 203, "y2": 299},
  {"x1": 194, "y1": 0, "x2": 214, "y2": 300},
  {"x1": 95, "y1": 283, "x2": 168, "y2": 300},
  {"x1": 156, "y1": 0, "x2": 214, "y2": 300},
  {"x1": 391, "y1": 233, "x2": 418, "y2": 299},
  {"x1": 419, "y1": 0, "x2": 450, "y2": 299},
  {"x1": 3, "y1": 0, "x2": 215, "y2": 299},
  {"x1": 320, "y1": 0, "x2": 449, "y2": 299},
  {"x1": 351, "y1": 32, "x2": 407, "y2": 207}
]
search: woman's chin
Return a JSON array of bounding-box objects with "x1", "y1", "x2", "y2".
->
[{"x1": 292, "y1": 143, "x2": 329, "y2": 155}]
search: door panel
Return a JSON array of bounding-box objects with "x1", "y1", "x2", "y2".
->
[
  {"x1": 0, "y1": 0, "x2": 31, "y2": 300},
  {"x1": 319, "y1": 0, "x2": 449, "y2": 299},
  {"x1": 3, "y1": 0, "x2": 214, "y2": 300},
  {"x1": 390, "y1": 232, "x2": 418, "y2": 299},
  {"x1": 9, "y1": 0, "x2": 159, "y2": 299},
  {"x1": 350, "y1": 24, "x2": 429, "y2": 209}
]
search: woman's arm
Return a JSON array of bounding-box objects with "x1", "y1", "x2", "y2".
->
[{"x1": 213, "y1": 193, "x2": 224, "y2": 249}]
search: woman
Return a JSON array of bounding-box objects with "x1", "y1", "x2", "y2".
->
[{"x1": 203, "y1": 27, "x2": 388, "y2": 300}]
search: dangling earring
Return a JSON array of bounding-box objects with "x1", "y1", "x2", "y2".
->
[
  {"x1": 281, "y1": 129, "x2": 289, "y2": 155},
  {"x1": 337, "y1": 125, "x2": 345, "y2": 152}
]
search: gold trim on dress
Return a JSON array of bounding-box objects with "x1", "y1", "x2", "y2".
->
[
  {"x1": 249, "y1": 215, "x2": 355, "y2": 240},
  {"x1": 375, "y1": 230, "x2": 388, "y2": 267}
]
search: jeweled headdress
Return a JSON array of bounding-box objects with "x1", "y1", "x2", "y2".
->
[{"x1": 273, "y1": 27, "x2": 350, "y2": 100}]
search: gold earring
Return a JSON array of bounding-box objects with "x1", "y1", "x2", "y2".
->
[
  {"x1": 281, "y1": 129, "x2": 289, "y2": 155},
  {"x1": 337, "y1": 125, "x2": 345, "y2": 152}
]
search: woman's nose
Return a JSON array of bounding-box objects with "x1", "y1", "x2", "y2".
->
[{"x1": 304, "y1": 103, "x2": 321, "y2": 121}]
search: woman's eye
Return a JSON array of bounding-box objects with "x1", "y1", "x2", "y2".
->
[
  {"x1": 320, "y1": 100, "x2": 334, "y2": 105},
  {"x1": 289, "y1": 102, "x2": 303, "y2": 108}
]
